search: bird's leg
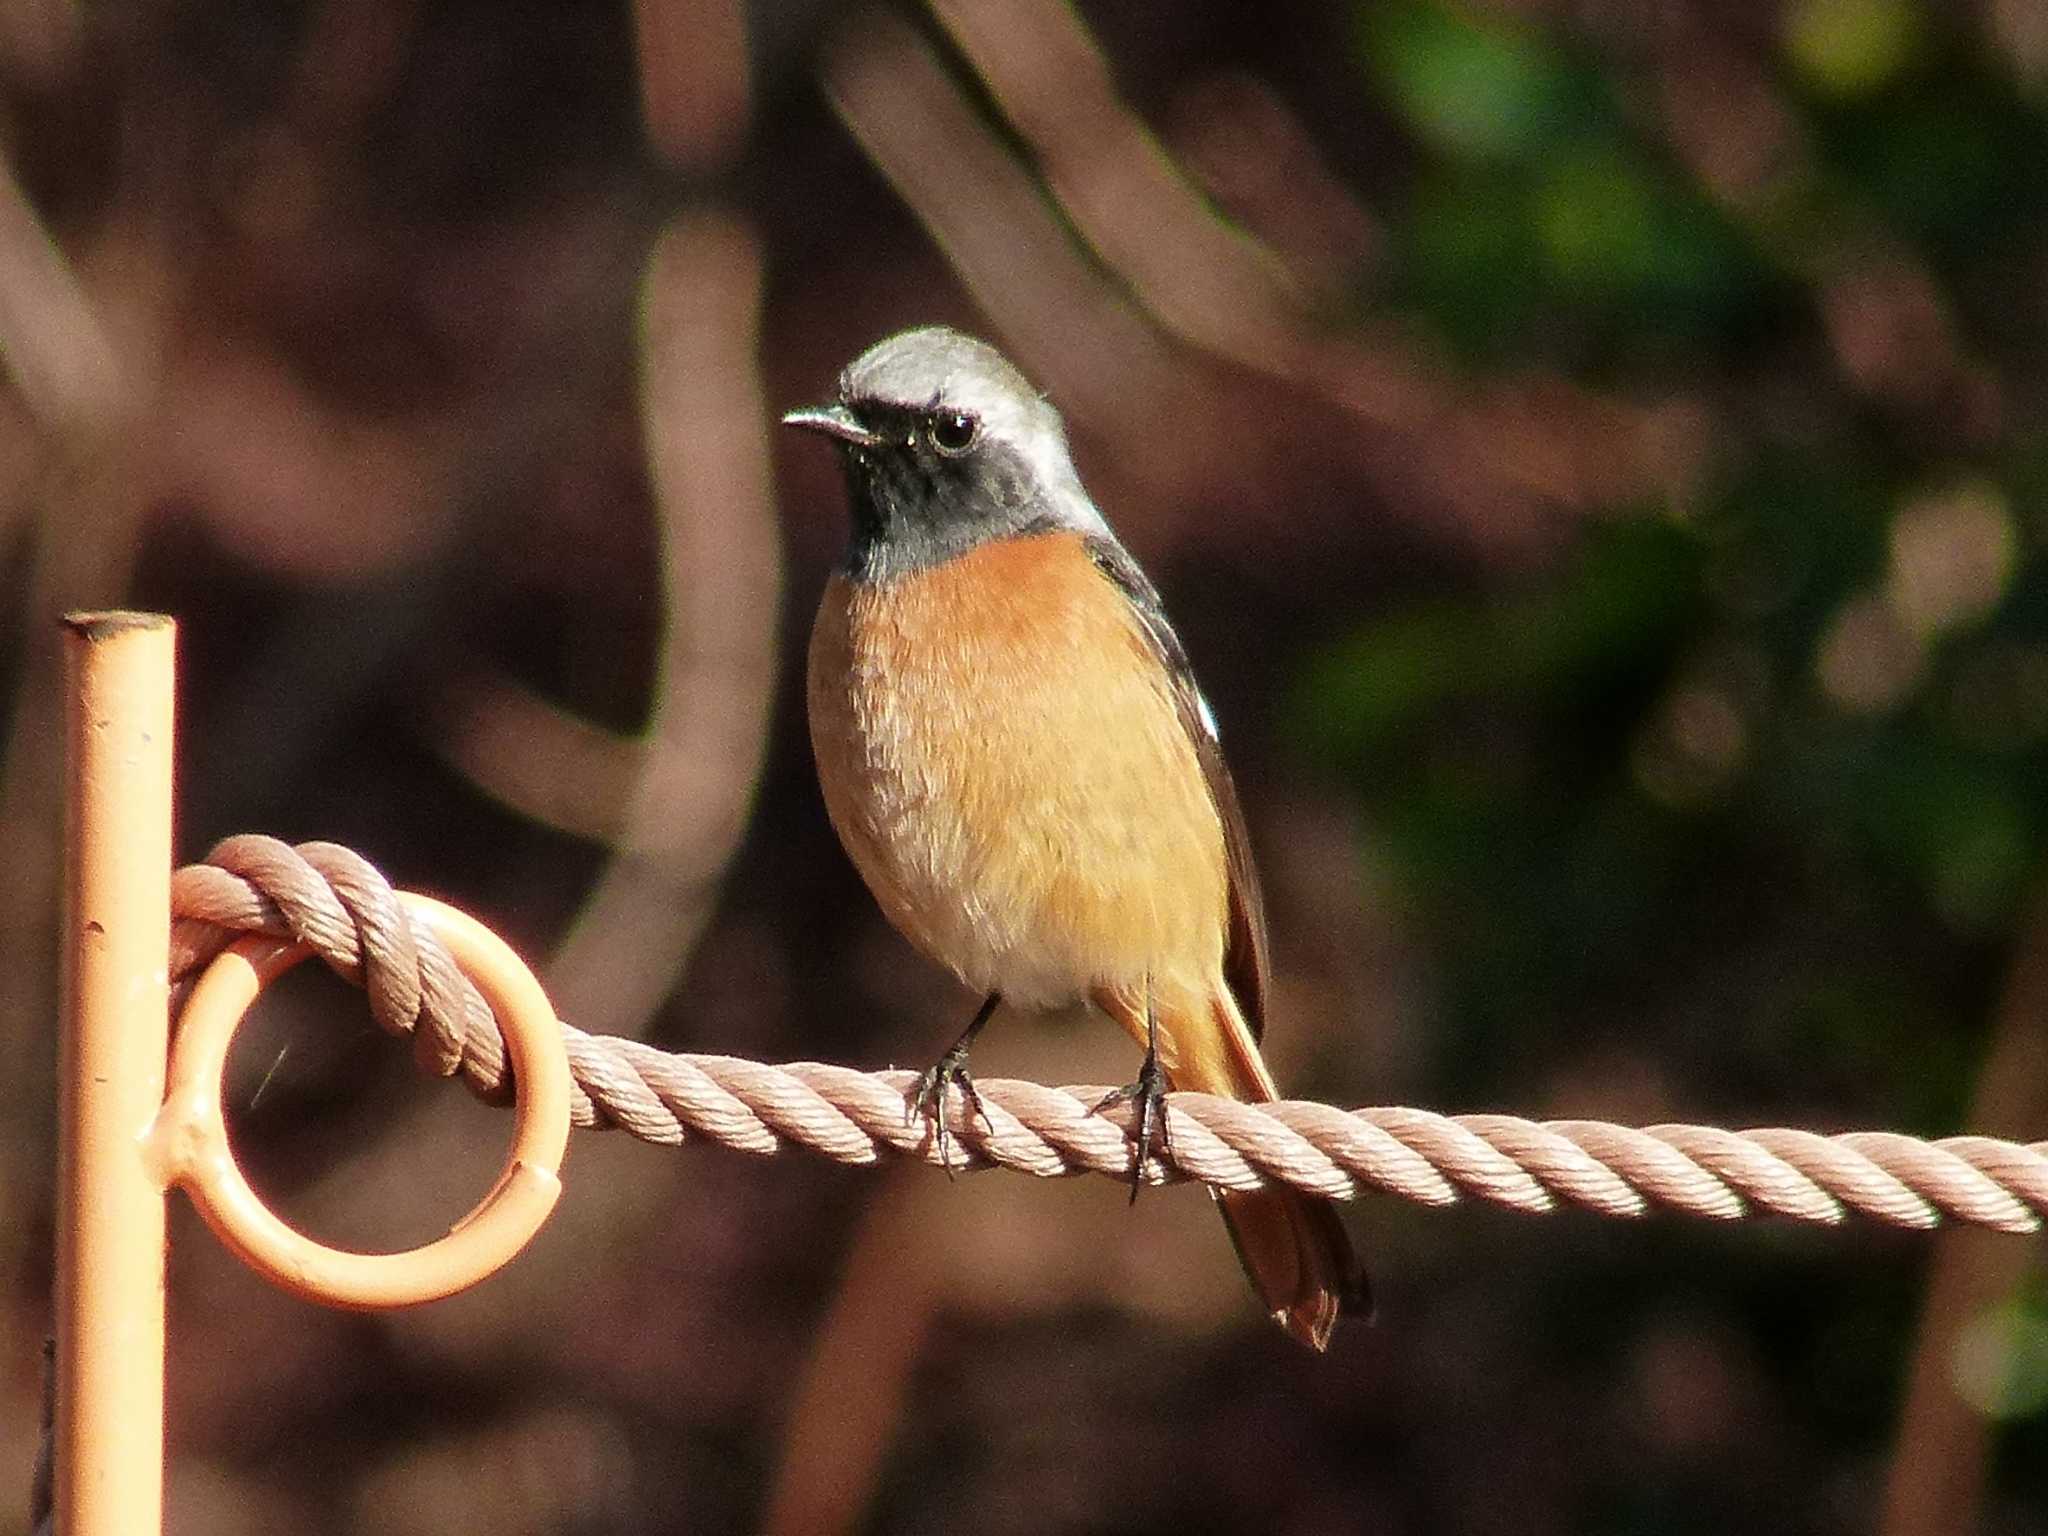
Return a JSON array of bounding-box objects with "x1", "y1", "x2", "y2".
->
[
  {"x1": 909, "y1": 990, "x2": 1000, "y2": 1175},
  {"x1": 1091, "y1": 979, "x2": 1171, "y2": 1204}
]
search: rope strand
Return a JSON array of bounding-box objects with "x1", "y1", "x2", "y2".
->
[{"x1": 169, "y1": 835, "x2": 2048, "y2": 1235}]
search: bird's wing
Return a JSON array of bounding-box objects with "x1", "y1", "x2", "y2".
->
[{"x1": 1083, "y1": 535, "x2": 1272, "y2": 1042}]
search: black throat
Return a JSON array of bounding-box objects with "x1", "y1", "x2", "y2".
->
[{"x1": 834, "y1": 428, "x2": 1057, "y2": 584}]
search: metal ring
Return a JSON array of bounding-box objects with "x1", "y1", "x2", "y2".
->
[{"x1": 152, "y1": 895, "x2": 571, "y2": 1309}]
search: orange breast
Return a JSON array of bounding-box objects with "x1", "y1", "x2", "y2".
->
[{"x1": 807, "y1": 532, "x2": 1229, "y2": 1019}]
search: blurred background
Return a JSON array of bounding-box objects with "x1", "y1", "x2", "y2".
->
[{"x1": 3, "y1": 0, "x2": 2046, "y2": 1531}]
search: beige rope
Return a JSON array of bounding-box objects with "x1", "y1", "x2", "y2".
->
[{"x1": 169, "y1": 835, "x2": 2048, "y2": 1235}]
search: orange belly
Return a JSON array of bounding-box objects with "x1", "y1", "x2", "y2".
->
[{"x1": 807, "y1": 532, "x2": 1229, "y2": 1029}]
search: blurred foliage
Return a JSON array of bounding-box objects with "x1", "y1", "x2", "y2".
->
[
  {"x1": 1292, "y1": 0, "x2": 2048, "y2": 1153},
  {"x1": 1367, "y1": 0, "x2": 1785, "y2": 359}
]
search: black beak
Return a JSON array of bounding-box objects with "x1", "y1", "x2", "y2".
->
[{"x1": 782, "y1": 402, "x2": 884, "y2": 449}]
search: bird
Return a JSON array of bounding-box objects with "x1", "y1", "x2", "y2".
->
[{"x1": 784, "y1": 325, "x2": 1366, "y2": 1350}]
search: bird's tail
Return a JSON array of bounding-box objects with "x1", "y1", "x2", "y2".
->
[
  {"x1": 1213, "y1": 1182, "x2": 1362, "y2": 1351},
  {"x1": 1186, "y1": 988, "x2": 1368, "y2": 1351}
]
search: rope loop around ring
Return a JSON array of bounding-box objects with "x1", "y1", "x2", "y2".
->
[
  {"x1": 165, "y1": 836, "x2": 2048, "y2": 1234},
  {"x1": 148, "y1": 894, "x2": 573, "y2": 1310}
]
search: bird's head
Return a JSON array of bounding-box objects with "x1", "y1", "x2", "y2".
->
[{"x1": 784, "y1": 326, "x2": 1105, "y2": 580}]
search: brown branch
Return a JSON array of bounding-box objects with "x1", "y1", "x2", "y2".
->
[
  {"x1": 1880, "y1": 881, "x2": 2048, "y2": 1536},
  {"x1": 539, "y1": 211, "x2": 783, "y2": 1033}
]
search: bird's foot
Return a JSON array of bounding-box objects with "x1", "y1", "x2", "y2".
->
[
  {"x1": 907, "y1": 1038, "x2": 990, "y2": 1177},
  {"x1": 1091, "y1": 1046, "x2": 1171, "y2": 1204}
]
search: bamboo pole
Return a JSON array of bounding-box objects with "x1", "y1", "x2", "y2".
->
[{"x1": 55, "y1": 612, "x2": 174, "y2": 1536}]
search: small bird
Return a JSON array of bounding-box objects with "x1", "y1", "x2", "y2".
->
[{"x1": 785, "y1": 326, "x2": 1365, "y2": 1349}]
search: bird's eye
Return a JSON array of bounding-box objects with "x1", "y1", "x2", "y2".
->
[{"x1": 929, "y1": 410, "x2": 980, "y2": 455}]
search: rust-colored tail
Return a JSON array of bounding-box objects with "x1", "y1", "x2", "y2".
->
[
  {"x1": 1214, "y1": 1184, "x2": 1363, "y2": 1351},
  {"x1": 1201, "y1": 988, "x2": 1367, "y2": 1349},
  {"x1": 1207, "y1": 986, "x2": 1366, "y2": 1347},
  {"x1": 1097, "y1": 983, "x2": 1367, "y2": 1350}
]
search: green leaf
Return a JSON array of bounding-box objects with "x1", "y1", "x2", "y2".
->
[{"x1": 1362, "y1": 0, "x2": 1581, "y2": 161}]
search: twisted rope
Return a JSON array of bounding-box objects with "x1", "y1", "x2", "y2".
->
[{"x1": 169, "y1": 836, "x2": 2048, "y2": 1235}]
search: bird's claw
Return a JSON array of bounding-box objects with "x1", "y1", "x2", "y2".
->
[
  {"x1": 1091, "y1": 1046, "x2": 1171, "y2": 1204},
  {"x1": 907, "y1": 1040, "x2": 990, "y2": 1177}
]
